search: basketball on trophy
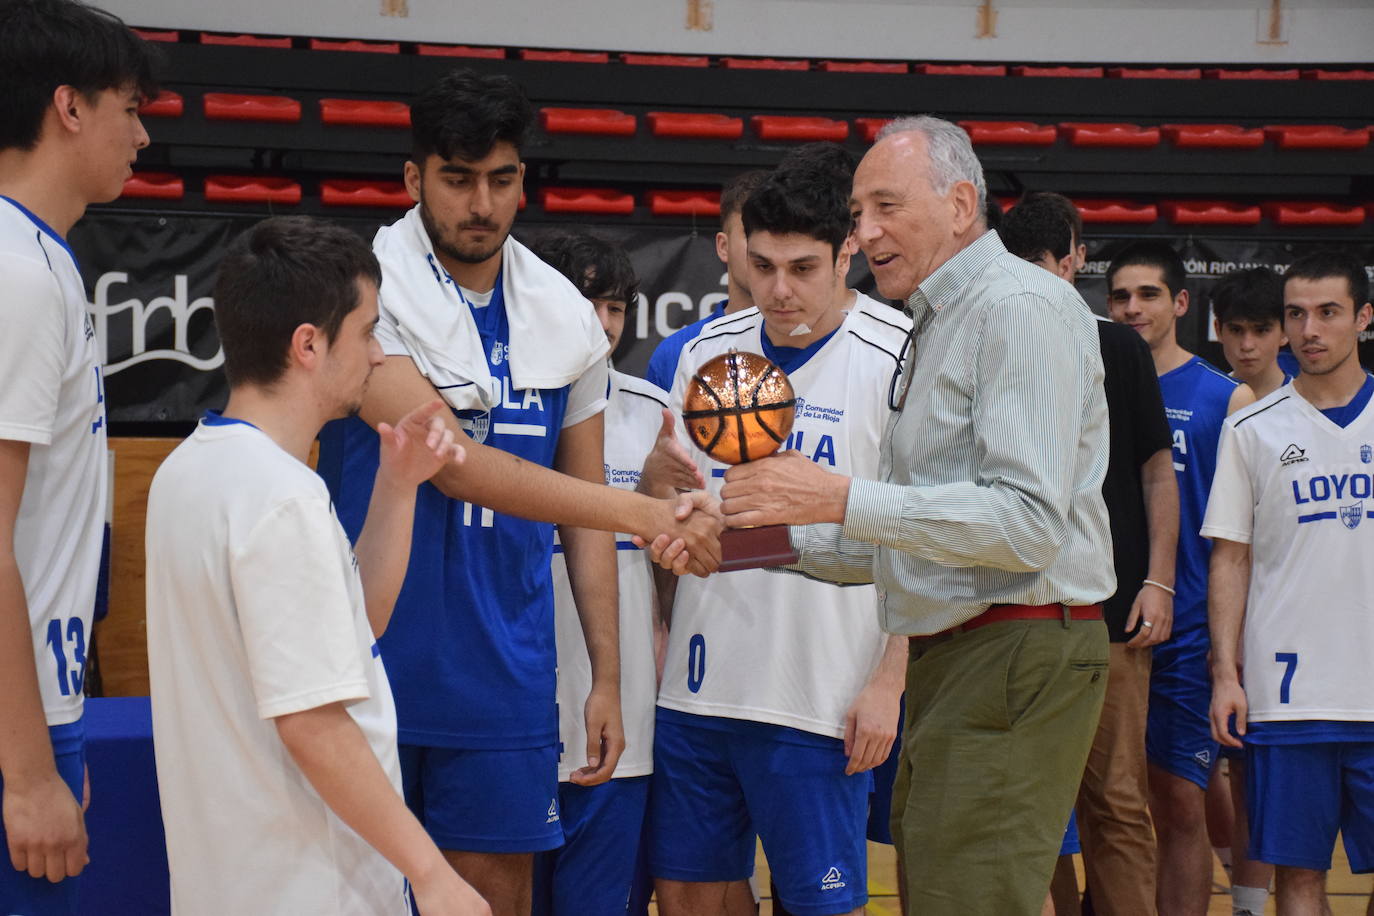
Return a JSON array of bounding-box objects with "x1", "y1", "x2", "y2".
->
[{"x1": 683, "y1": 349, "x2": 796, "y2": 466}]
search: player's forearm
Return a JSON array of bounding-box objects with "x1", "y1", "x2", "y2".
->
[
  {"x1": 560, "y1": 524, "x2": 621, "y2": 686},
  {"x1": 1207, "y1": 539, "x2": 1251, "y2": 682},
  {"x1": 0, "y1": 556, "x2": 57, "y2": 784},
  {"x1": 1141, "y1": 448, "x2": 1180, "y2": 586},
  {"x1": 275, "y1": 703, "x2": 450, "y2": 888},
  {"x1": 864, "y1": 634, "x2": 908, "y2": 694},
  {"x1": 353, "y1": 472, "x2": 418, "y2": 637}
]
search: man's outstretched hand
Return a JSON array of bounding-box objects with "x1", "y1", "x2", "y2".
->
[
  {"x1": 377, "y1": 400, "x2": 465, "y2": 489},
  {"x1": 634, "y1": 491, "x2": 724, "y2": 577}
]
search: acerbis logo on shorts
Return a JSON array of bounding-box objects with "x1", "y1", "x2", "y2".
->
[
  {"x1": 1194, "y1": 749, "x2": 1212, "y2": 768},
  {"x1": 820, "y1": 866, "x2": 846, "y2": 891},
  {"x1": 545, "y1": 799, "x2": 559, "y2": 824}
]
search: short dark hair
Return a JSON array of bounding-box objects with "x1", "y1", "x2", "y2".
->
[
  {"x1": 778, "y1": 143, "x2": 856, "y2": 185},
  {"x1": 1107, "y1": 241, "x2": 1187, "y2": 300},
  {"x1": 213, "y1": 216, "x2": 382, "y2": 388},
  {"x1": 530, "y1": 229, "x2": 640, "y2": 310},
  {"x1": 1285, "y1": 249, "x2": 1371, "y2": 309},
  {"x1": 984, "y1": 196, "x2": 1003, "y2": 232},
  {"x1": 1022, "y1": 191, "x2": 1082, "y2": 249},
  {"x1": 741, "y1": 163, "x2": 852, "y2": 259},
  {"x1": 1210, "y1": 267, "x2": 1284, "y2": 326},
  {"x1": 410, "y1": 68, "x2": 533, "y2": 164},
  {"x1": 1001, "y1": 197, "x2": 1073, "y2": 264},
  {"x1": 0, "y1": 0, "x2": 159, "y2": 151},
  {"x1": 719, "y1": 170, "x2": 768, "y2": 227}
]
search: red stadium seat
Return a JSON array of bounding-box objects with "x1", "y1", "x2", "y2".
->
[
  {"x1": 648, "y1": 190, "x2": 721, "y2": 217},
  {"x1": 646, "y1": 112, "x2": 743, "y2": 140},
  {"x1": 1059, "y1": 122, "x2": 1161, "y2": 148},
  {"x1": 1107, "y1": 67, "x2": 1202, "y2": 79},
  {"x1": 417, "y1": 44, "x2": 505, "y2": 58},
  {"x1": 541, "y1": 188, "x2": 635, "y2": 215},
  {"x1": 1072, "y1": 199, "x2": 1158, "y2": 224},
  {"x1": 204, "y1": 93, "x2": 301, "y2": 123},
  {"x1": 1203, "y1": 68, "x2": 1299, "y2": 80},
  {"x1": 722, "y1": 57, "x2": 810, "y2": 71},
  {"x1": 621, "y1": 53, "x2": 710, "y2": 68},
  {"x1": 199, "y1": 33, "x2": 291, "y2": 48},
  {"x1": 321, "y1": 180, "x2": 413, "y2": 208},
  {"x1": 1264, "y1": 125, "x2": 1370, "y2": 150},
  {"x1": 320, "y1": 99, "x2": 410, "y2": 128},
  {"x1": 958, "y1": 121, "x2": 1056, "y2": 146},
  {"x1": 855, "y1": 118, "x2": 892, "y2": 143},
  {"x1": 751, "y1": 116, "x2": 849, "y2": 142},
  {"x1": 1012, "y1": 65, "x2": 1104, "y2": 78},
  {"x1": 1161, "y1": 124, "x2": 1265, "y2": 149},
  {"x1": 912, "y1": 63, "x2": 1006, "y2": 76},
  {"x1": 1263, "y1": 202, "x2": 1367, "y2": 226},
  {"x1": 309, "y1": 38, "x2": 399, "y2": 53},
  {"x1": 540, "y1": 108, "x2": 636, "y2": 136},
  {"x1": 1302, "y1": 69, "x2": 1374, "y2": 80},
  {"x1": 139, "y1": 91, "x2": 183, "y2": 118},
  {"x1": 820, "y1": 61, "x2": 907, "y2": 74},
  {"x1": 1161, "y1": 200, "x2": 1261, "y2": 225},
  {"x1": 204, "y1": 176, "x2": 301, "y2": 205},
  {"x1": 519, "y1": 49, "x2": 609, "y2": 63},
  {"x1": 121, "y1": 172, "x2": 184, "y2": 201},
  {"x1": 131, "y1": 28, "x2": 178, "y2": 42}
]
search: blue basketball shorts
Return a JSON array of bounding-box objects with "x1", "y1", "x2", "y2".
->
[
  {"x1": 399, "y1": 743, "x2": 563, "y2": 854},
  {"x1": 532, "y1": 776, "x2": 649, "y2": 916},
  {"x1": 1247, "y1": 741, "x2": 1374, "y2": 873},
  {"x1": 1146, "y1": 635, "x2": 1219, "y2": 789},
  {"x1": 648, "y1": 710, "x2": 869, "y2": 916},
  {"x1": 0, "y1": 722, "x2": 85, "y2": 915}
]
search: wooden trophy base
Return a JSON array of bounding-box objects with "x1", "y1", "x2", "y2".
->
[{"x1": 719, "y1": 525, "x2": 799, "y2": 572}]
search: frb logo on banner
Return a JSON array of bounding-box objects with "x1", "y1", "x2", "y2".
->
[{"x1": 89, "y1": 272, "x2": 223, "y2": 376}]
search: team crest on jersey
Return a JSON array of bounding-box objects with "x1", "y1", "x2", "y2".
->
[
  {"x1": 456, "y1": 409, "x2": 490, "y2": 445},
  {"x1": 1342, "y1": 501, "x2": 1364, "y2": 529},
  {"x1": 1280, "y1": 443, "x2": 1309, "y2": 467},
  {"x1": 490, "y1": 340, "x2": 509, "y2": 366},
  {"x1": 1362, "y1": 444, "x2": 1372, "y2": 464},
  {"x1": 820, "y1": 867, "x2": 846, "y2": 891}
]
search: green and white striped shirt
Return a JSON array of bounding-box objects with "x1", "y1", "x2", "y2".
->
[{"x1": 792, "y1": 230, "x2": 1116, "y2": 635}]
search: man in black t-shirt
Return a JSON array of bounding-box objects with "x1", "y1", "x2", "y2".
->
[{"x1": 1004, "y1": 195, "x2": 1179, "y2": 916}]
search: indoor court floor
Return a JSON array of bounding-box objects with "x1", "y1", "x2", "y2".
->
[{"x1": 647, "y1": 839, "x2": 1374, "y2": 914}]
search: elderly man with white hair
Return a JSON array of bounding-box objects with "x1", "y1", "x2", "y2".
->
[{"x1": 715, "y1": 115, "x2": 1116, "y2": 915}]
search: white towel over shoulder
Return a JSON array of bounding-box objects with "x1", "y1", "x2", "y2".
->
[{"x1": 372, "y1": 205, "x2": 609, "y2": 412}]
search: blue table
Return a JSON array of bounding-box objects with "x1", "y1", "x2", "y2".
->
[{"x1": 81, "y1": 696, "x2": 170, "y2": 915}]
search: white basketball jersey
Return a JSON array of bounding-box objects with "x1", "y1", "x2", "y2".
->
[
  {"x1": 0, "y1": 197, "x2": 107, "y2": 727},
  {"x1": 1202, "y1": 381, "x2": 1374, "y2": 724},
  {"x1": 658, "y1": 295, "x2": 911, "y2": 737},
  {"x1": 147, "y1": 420, "x2": 407, "y2": 915},
  {"x1": 552, "y1": 370, "x2": 664, "y2": 779}
]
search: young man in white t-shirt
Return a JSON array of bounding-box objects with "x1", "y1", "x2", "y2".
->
[
  {"x1": 145, "y1": 216, "x2": 488, "y2": 916},
  {"x1": 1206, "y1": 249, "x2": 1374, "y2": 915},
  {"x1": 0, "y1": 3, "x2": 155, "y2": 911}
]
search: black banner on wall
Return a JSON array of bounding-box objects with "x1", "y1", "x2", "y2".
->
[{"x1": 68, "y1": 211, "x2": 1374, "y2": 427}]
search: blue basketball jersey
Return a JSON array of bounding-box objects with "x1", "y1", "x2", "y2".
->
[
  {"x1": 643, "y1": 301, "x2": 727, "y2": 392},
  {"x1": 1158, "y1": 356, "x2": 1240, "y2": 637},
  {"x1": 318, "y1": 281, "x2": 571, "y2": 749}
]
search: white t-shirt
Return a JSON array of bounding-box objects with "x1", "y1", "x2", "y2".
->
[
  {"x1": 552, "y1": 369, "x2": 664, "y2": 780},
  {"x1": 658, "y1": 296, "x2": 911, "y2": 737},
  {"x1": 1202, "y1": 382, "x2": 1374, "y2": 724},
  {"x1": 0, "y1": 197, "x2": 106, "y2": 727},
  {"x1": 146, "y1": 419, "x2": 407, "y2": 915}
]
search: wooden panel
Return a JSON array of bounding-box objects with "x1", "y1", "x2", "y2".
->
[{"x1": 98, "y1": 438, "x2": 179, "y2": 697}]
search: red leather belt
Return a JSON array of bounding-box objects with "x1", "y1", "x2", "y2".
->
[{"x1": 910, "y1": 602, "x2": 1103, "y2": 645}]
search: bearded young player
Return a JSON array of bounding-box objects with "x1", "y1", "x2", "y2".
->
[
  {"x1": 1206, "y1": 249, "x2": 1374, "y2": 915},
  {"x1": 645, "y1": 161, "x2": 910, "y2": 916}
]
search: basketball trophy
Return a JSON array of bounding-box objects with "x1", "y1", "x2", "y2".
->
[{"x1": 682, "y1": 349, "x2": 800, "y2": 572}]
